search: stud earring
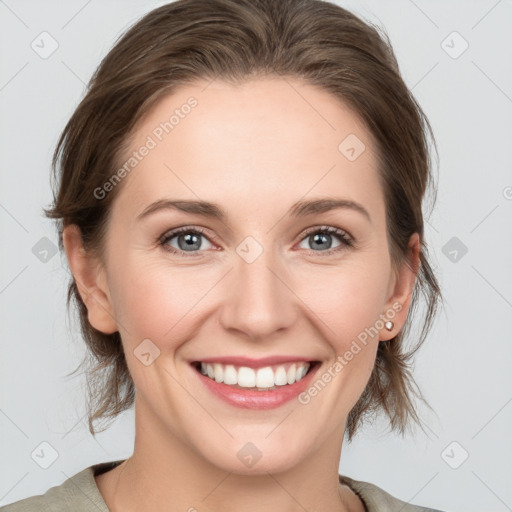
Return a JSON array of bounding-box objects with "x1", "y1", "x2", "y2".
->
[{"x1": 384, "y1": 321, "x2": 394, "y2": 331}]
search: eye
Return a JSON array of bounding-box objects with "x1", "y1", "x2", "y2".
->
[
  {"x1": 159, "y1": 226, "x2": 214, "y2": 257},
  {"x1": 296, "y1": 226, "x2": 354, "y2": 255},
  {"x1": 158, "y1": 225, "x2": 355, "y2": 258}
]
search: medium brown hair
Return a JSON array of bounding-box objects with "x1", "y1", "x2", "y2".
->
[{"x1": 45, "y1": 0, "x2": 442, "y2": 441}]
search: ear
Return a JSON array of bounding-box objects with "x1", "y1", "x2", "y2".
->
[
  {"x1": 379, "y1": 232, "x2": 421, "y2": 341},
  {"x1": 62, "y1": 224, "x2": 118, "y2": 334}
]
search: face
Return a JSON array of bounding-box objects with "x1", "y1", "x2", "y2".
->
[{"x1": 68, "y1": 77, "x2": 417, "y2": 475}]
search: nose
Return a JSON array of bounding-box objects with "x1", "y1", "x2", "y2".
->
[{"x1": 219, "y1": 245, "x2": 298, "y2": 341}]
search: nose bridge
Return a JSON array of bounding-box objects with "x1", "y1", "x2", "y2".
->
[{"x1": 219, "y1": 235, "x2": 296, "y2": 338}]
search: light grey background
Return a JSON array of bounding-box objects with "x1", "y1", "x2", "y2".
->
[{"x1": 1, "y1": 1, "x2": 511, "y2": 510}]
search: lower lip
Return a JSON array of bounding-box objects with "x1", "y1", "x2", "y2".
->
[{"x1": 191, "y1": 362, "x2": 320, "y2": 410}]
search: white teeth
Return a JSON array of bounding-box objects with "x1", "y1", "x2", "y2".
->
[
  {"x1": 238, "y1": 367, "x2": 256, "y2": 387},
  {"x1": 197, "y1": 361, "x2": 312, "y2": 389},
  {"x1": 223, "y1": 364, "x2": 238, "y2": 385},
  {"x1": 287, "y1": 364, "x2": 296, "y2": 384},
  {"x1": 274, "y1": 366, "x2": 288, "y2": 386},
  {"x1": 255, "y1": 367, "x2": 274, "y2": 388},
  {"x1": 214, "y1": 363, "x2": 223, "y2": 383}
]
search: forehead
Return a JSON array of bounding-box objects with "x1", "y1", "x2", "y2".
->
[{"x1": 112, "y1": 77, "x2": 383, "y2": 224}]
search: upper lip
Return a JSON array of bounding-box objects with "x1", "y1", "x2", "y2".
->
[{"x1": 191, "y1": 356, "x2": 318, "y2": 369}]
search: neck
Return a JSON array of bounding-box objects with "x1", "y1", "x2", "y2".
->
[{"x1": 97, "y1": 397, "x2": 362, "y2": 512}]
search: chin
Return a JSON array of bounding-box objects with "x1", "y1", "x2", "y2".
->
[{"x1": 194, "y1": 435, "x2": 309, "y2": 476}]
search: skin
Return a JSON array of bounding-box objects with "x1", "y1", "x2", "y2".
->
[{"x1": 63, "y1": 76, "x2": 420, "y2": 512}]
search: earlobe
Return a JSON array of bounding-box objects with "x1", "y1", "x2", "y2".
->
[
  {"x1": 379, "y1": 232, "x2": 421, "y2": 341},
  {"x1": 62, "y1": 225, "x2": 119, "y2": 335}
]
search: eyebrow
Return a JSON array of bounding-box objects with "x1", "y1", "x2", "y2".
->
[{"x1": 137, "y1": 197, "x2": 371, "y2": 223}]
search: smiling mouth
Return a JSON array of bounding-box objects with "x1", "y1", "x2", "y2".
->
[{"x1": 191, "y1": 360, "x2": 320, "y2": 391}]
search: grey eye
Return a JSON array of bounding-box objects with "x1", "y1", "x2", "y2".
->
[
  {"x1": 298, "y1": 231, "x2": 343, "y2": 251},
  {"x1": 165, "y1": 230, "x2": 213, "y2": 252}
]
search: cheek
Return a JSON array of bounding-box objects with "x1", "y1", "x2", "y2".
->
[
  {"x1": 108, "y1": 257, "x2": 219, "y2": 346},
  {"x1": 107, "y1": 239, "x2": 390, "y2": 364},
  {"x1": 300, "y1": 262, "x2": 389, "y2": 342},
  {"x1": 294, "y1": 261, "x2": 389, "y2": 401}
]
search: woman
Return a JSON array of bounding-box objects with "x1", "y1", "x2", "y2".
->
[{"x1": 1, "y1": 0, "x2": 445, "y2": 510}]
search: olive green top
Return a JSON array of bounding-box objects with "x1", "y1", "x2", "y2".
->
[{"x1": 0, "y1": 460, "x2": 444, "y2": 511}]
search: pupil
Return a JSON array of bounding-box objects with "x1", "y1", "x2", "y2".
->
[
  {"x1": 180, "y1": 233, "x2": 200, "y2": 251},
  {"x1": 311, "y1": 233, "x2": 331, "y2": 250}
]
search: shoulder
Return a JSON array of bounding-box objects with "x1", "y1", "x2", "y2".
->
[
  {"x1": 339, "y1": 474, "x2": 445, "y2": 512},
  {"x1": 0, "y1": 461, "x2": 124, "y2": 512}
]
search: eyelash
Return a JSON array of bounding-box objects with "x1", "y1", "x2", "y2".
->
[{"x1": 158, "y1": 225, "x2": 355, "y2": 258}]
